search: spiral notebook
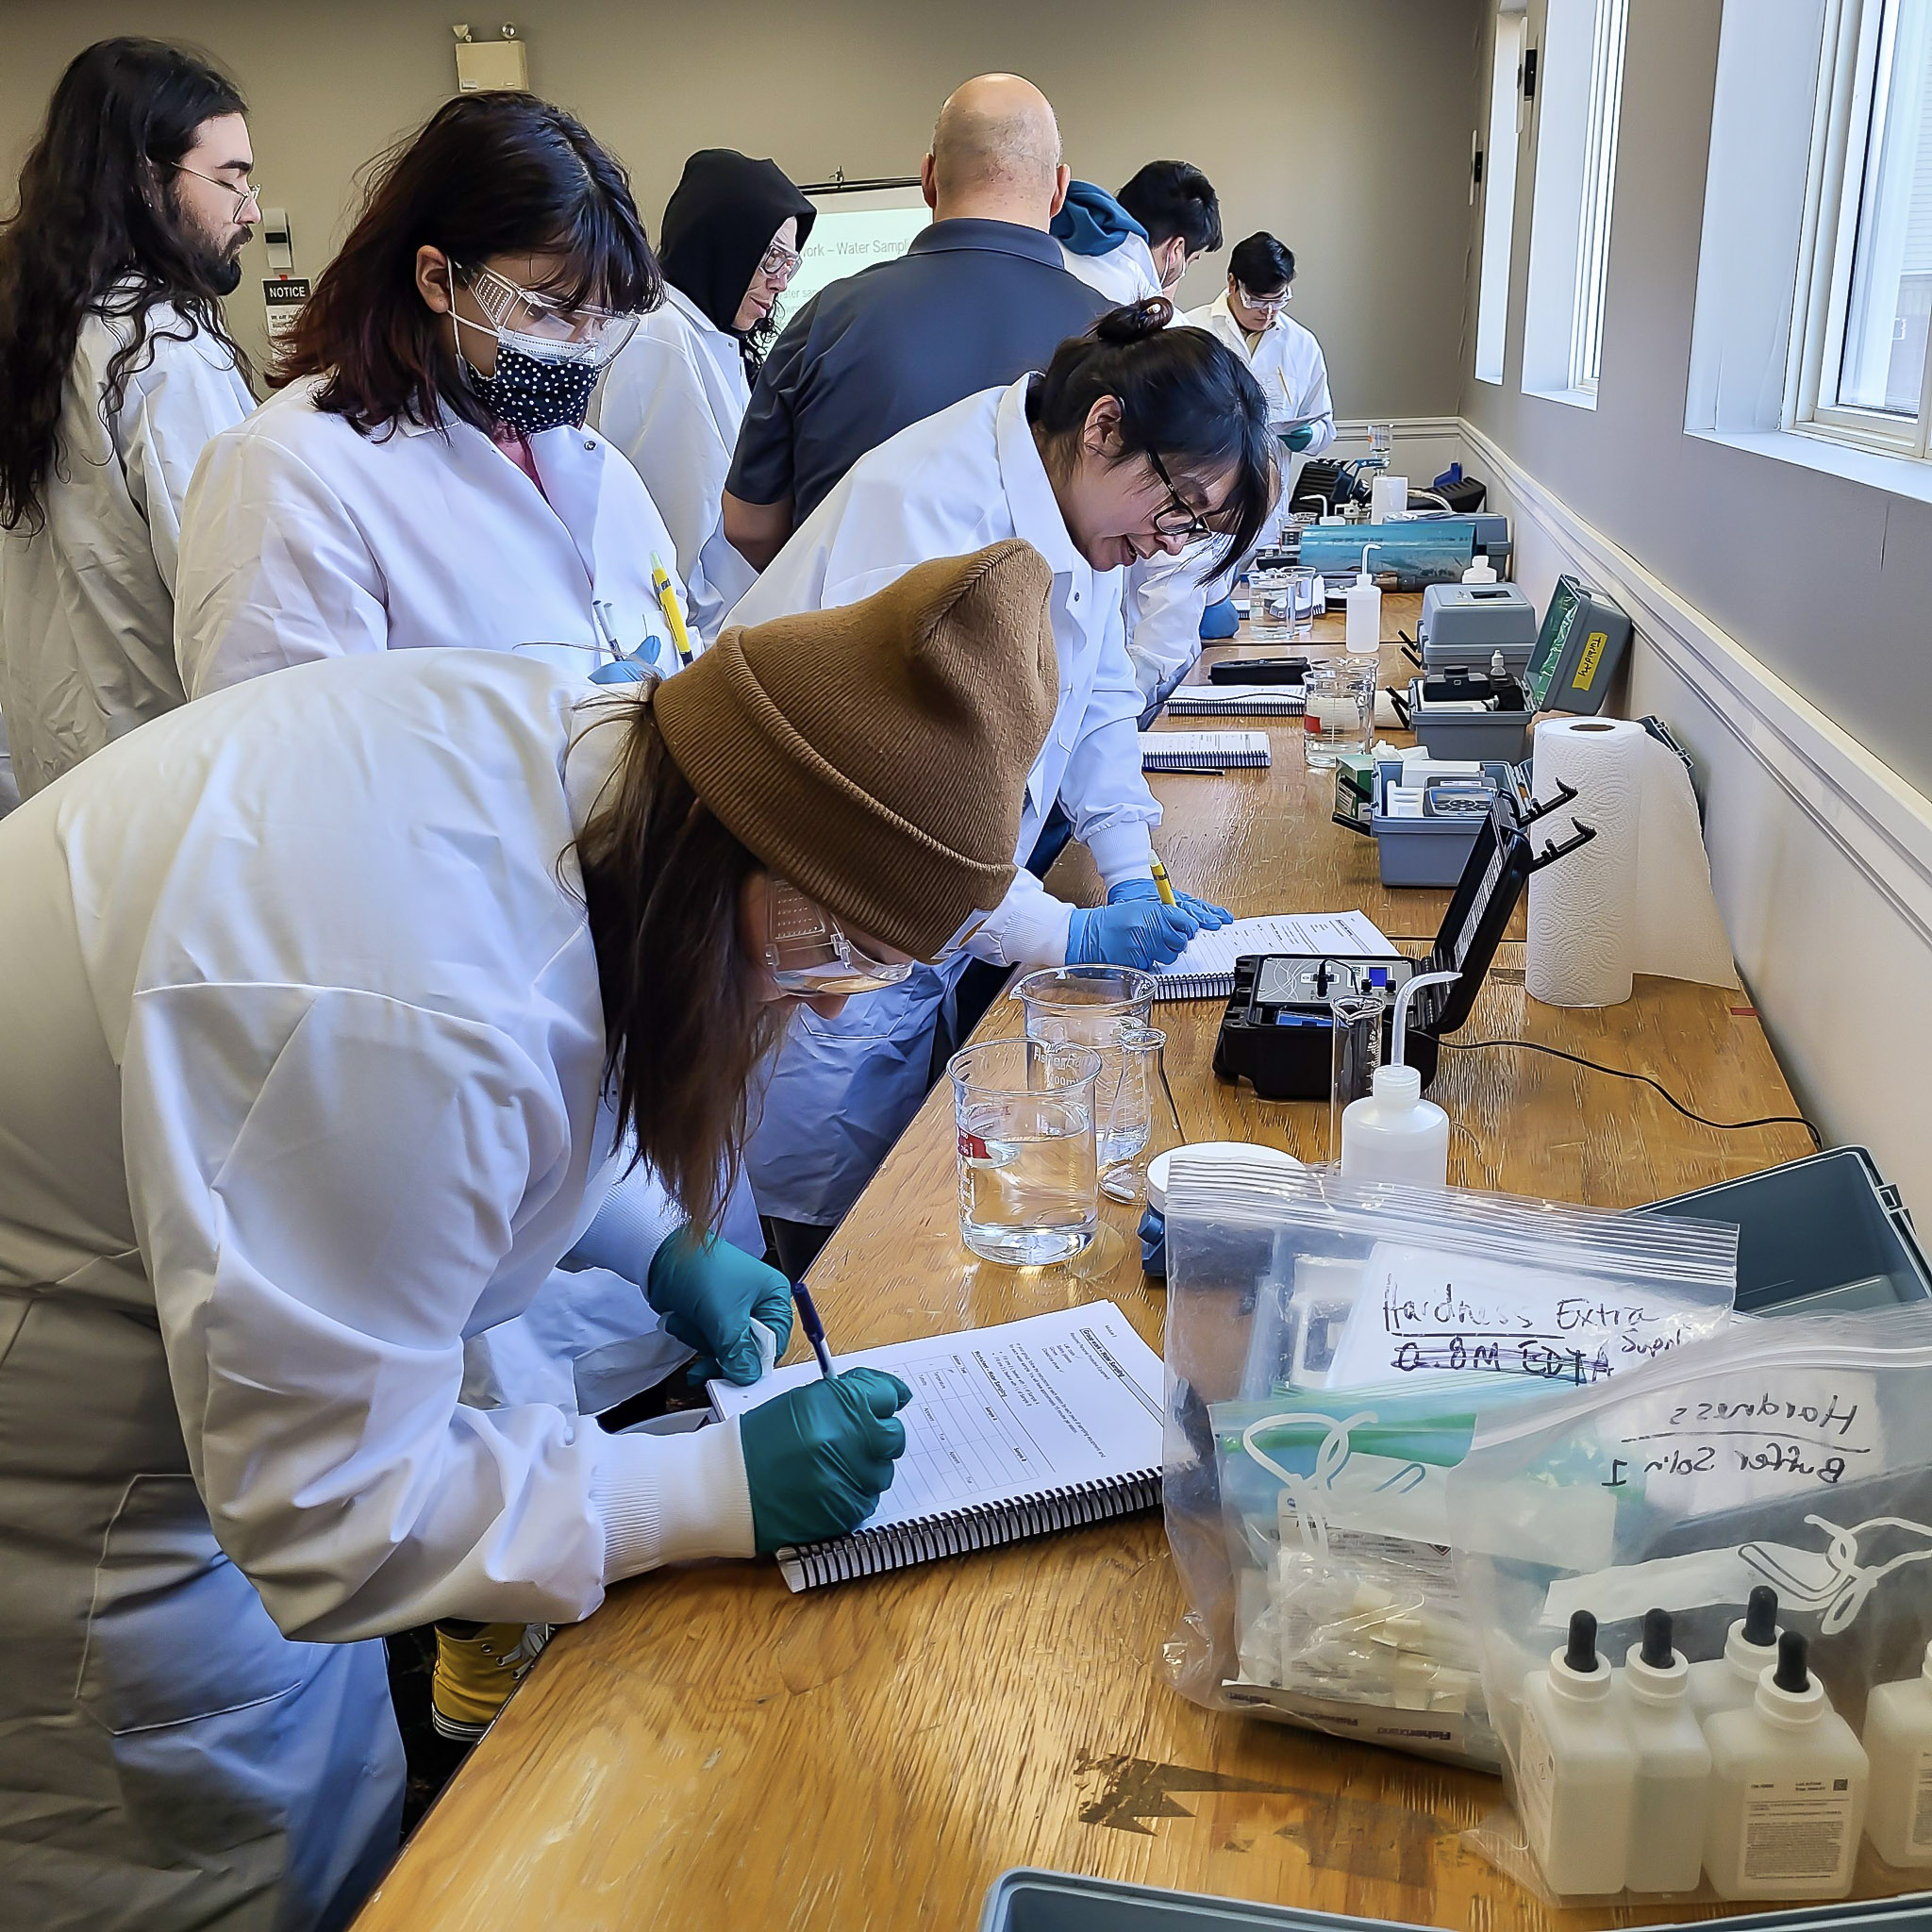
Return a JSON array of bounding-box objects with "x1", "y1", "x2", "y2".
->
[
  {"x1": 1140, "y1": 730, "x2": 1272, "y2": 771},
  {"x1": 1165, "y1": 682, "x2": 1307, "y2": 717},
  {"x1": 1151, "y1": 908, "x2": 1397, "y2": 1000},
  {"x1": 707, "y1": 1302, "x2": 1162, "y2": 1592}
]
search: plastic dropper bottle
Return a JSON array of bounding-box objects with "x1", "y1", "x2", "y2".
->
[
  {"x1": 1515, "y1": 1609, "x2": 1637, "y2": 1897},
  {"x1": 1704, "y1": 1630, "x2": 1867, "y2": 1900},
  {"x1": 1341, "y1": 969, "x2": 1457, "y2": 1186},
  {"x1": 1344, "y1": 543, "x2": 1382, "y2": 654},
  {"x1": 1688, "y1": 1585, "x2": 1783, "y2": 1723},
  {"x1": 1462, "y1": 549, "x2": 1498, "y2": 584},
  {"x1": 1863, "y1": 1638, "x2": 1932, "y2": 1867},
  {"x1": 1619, "y1": 1607, "x2": 1712, "y2": 1893}
]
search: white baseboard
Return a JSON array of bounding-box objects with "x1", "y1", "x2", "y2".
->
[{"x1": 1458, "y1": 417, "x2": 1932, "y2": 1216}]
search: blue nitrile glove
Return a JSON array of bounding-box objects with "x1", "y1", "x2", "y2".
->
[
  {"x1": 1199, "y1": 596, "x2": 1241, "y2": 641},
  {"x1": 1108, "y1": 875, "x2": 1232, "y2": 929},
  {"x1": 741, "y1": 1368, "x2": 913, "y2": 1553},
  {"x1": 644, "y1": 1226, "x2": 793, "y2": 1386},
  {"x1": 1281, "y1": 423, "x2": 1317, "y2": 452},
  {"x1": 1067, "y1": 898, "x2": 1197, "y2": 969}
]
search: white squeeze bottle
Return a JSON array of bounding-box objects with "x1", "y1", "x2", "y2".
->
[
  {"x1": 1620, "y1": 1608, "x2": 1712, "y2": 1892},
  {"x1": 1864, "y1": 1639, "x2": 1932, "y2": 1867},
  {"x1": 1344, "y1": 542, "x2": 1382, "y2": 654},
  {"x1": 1341, "y1": 971, "x2": 1455, "y2": 1186},
  {"x1": 1514, "y1": 1609, "x2": 1637, "y2": 1896},
  {"x1": 1689, "y1": 1585, "x2": 1783, "y2": 1723},
  {"x1": 1704, "y1": 1631, "x2": 1868, "y2": 1901}
]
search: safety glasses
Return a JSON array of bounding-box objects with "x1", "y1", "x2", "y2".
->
[
  {"x1": 456, "y1": 262, "x2": 641, "y2": 366},
  {"x1": 173, "y1": 164, "x2": 262, "y2": 220},
  {"x1": 1146, "y1": 448, "x2": 1214, "y2": 541},
  {"x1": 764, "y1": 878, "x2": 913, "y2": 997},
  {"x1": 757, "y1": 240, "x2": 804, "y2": 285},
  {"x1": 1236, "y1": 281, "x2": 1291, "y2": 314}
]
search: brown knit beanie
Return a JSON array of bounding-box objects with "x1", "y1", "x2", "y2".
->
[{"x1": 652, "y1": 541, "x2": 1058, "y2": 958}]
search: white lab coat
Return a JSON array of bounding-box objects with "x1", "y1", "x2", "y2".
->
[
  {"x1": 0, "y1": 299, "x2": 254, "y2": 797},
  {"x1": 1124, "y1": 541, "x2": 1241, "y2": 706},
  {"x1": 174, "y1": 375, "x2": 690, "y2": 698},
  {"x1": 1059, "y1": 233, "x2": 1166, "y2": 308},
  {"x1": 595, "y1": 286, "x2": 758, "y2": 643},
  {"x1": 1187, "y1": 291, "x2": 1337, "y2": 454},
  {"x1": 0, "y1": 649, "x2": 757, "y2": 1929},
  {"x1": 724, "y1": 376, "x2": 1160, "y2": 1225}
]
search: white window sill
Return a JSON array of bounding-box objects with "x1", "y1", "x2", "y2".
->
[
  {"x1": 1524, "y1": 383, "x2": 1599, "y2": 411},
  {"x1": 1688, "y1": 424, "x2": 1932, "y2": 508}
]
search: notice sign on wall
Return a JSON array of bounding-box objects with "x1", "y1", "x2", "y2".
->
[{"x1": 263, "y1": 276, "x2": 311, "y2": 344}]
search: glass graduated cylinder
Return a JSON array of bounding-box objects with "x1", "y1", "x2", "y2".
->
[
  {"x1": 950, "y1": 1038, "x2": 1100, "y2": 1266},
  {"x1": 1010, "y1": 964, "x2": 1158, "y2": 1168}
]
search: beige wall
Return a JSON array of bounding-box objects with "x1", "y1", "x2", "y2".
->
[{"x1": 1, "y1": 0, "x2": 1481, "y2": 416}]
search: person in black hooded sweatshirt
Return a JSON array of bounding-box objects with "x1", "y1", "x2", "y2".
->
[{"x1": 599, "y1": 148, "x2": 814, "y2": 640}]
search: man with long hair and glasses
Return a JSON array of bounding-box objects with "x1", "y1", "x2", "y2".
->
[{"x1": 0, "y1": 38, "x2": 258, "y2": 800}]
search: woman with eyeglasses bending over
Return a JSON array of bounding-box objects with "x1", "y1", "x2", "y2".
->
[
  {"x1": 598, "y1": 149, "x2": 815, "y2": 641},
  {"x1": 173, "y1": 91, "x2": 691, "y2": 702},
  {"x1": 724, "y1": 297, "x2": 1276, "y2": 1271}
]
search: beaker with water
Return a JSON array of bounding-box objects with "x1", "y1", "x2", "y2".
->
[
  {"x1": 1010, "y1": 964, "x2": 1158, "y2": 1170},
  {"x1": 1302, "y1": 654, "x2": 1378, "y2": 769},
  {"x1": 950, "y1": 1038, "x2": 1101, "y2": 1265}
]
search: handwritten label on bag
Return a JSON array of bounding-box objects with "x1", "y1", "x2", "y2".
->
[
  {"x1": 1324, "y1": 1243, "x2": 1715, "y2": 1389},
  {"x1": 1602, "y1": 1372, "x2": 1882, "y2": 1516}
]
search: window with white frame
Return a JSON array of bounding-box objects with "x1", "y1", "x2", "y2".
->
[
  {"x1": 1521, "y1": 0, "x2": 1631, "y2": 407},
  {"x1": 1793, "y1": 0, "x2": 1932, "y2": 457},
  {"x1": 1475, "y1": 8, "x2": 1527, "y2": 385}
]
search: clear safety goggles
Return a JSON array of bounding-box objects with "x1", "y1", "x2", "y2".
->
[
  {"x1": 756, "y1": 240, "x2": 803, "y2": 284},
  {"x1": 455, "y1": 261, "x2": 640, "y2": 366},
  {"x1": 764, "y1": 878, "x2": 913, "y2": 997},
  {"x1": 1236, "y1": 281, "x2": 1291, "y2": 314}
]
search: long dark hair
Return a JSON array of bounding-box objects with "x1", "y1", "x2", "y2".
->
[
  {"x1": 0, "y1": 38, "x2": 249, "y2": 532},
  {"x1": 571, "y1": 692, "x2": 780, "y2": 1236},
  {"x1": 1028, "y1": 298, "x2": 1277, "y2": 571},
  {"x1": 277, "y1": 92, "x2": 660, "y2": 438}
]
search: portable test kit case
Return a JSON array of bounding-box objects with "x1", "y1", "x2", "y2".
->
[
  {"x1": 978, "y1": 1867, "x2": 1932, "y2": 1931},
  {"x1": 1395, "y1": 668, "x2": 1535, "y2": 764},
  {"x1": 1522, "y1": 571, "x2": 1633, "y2": 714},
  {"x1": 1211, "y1": 793, "x2": 1594, "y2": 1101},
  {"x1": 1416, "y1": 580, "x2": 1539, "y2": 672},
  {"x1": 1335, "y1": 758, "x2": 1532, "y2": 889}
]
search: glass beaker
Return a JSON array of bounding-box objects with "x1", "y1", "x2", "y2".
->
[
  {"x1": 950, "y1": 1038, "x2": 1101, "y2": 1265},
  {"x1": 1327, "y1": 991, "x2": 1385, "y2": 1164},
  {"x1": 1099, "y1": 1025, "x2": 1170, "y2": 1203},
  {"x1": 1010, "y1": 963, "x2": 1158, "y2": 1169},
  {"x1": 1302, "y1": 654, "x2": 1378, "y2": 769}
]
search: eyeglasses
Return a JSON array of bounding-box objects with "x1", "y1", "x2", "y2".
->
[
  {"x1": 455, "y1": 261, "x2": 641, "y2": 364},
  {"x1": 1146, "y1": 448, "x2": 1214, "y2": 541},
  {"x1": 764, "y1": 878, "x2": 913, "y2": 997},
  {"x1": 1236, "y1": 282, "x2": 1291, "y2": 314},
  {"x1": 757, "y1": 241, "x2": 804, "y2": 285},
  {"x1": 173, "y1": 164, "x2": 262, "y2": 219}
]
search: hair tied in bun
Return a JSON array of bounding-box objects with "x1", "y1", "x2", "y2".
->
[{"x1": 1092, "y1": 296, "x2": 1173, "y2": 343}]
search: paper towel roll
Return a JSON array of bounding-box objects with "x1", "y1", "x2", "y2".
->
[{"x1": 1526, "y1": 717, "x2": 1739, "y2": 1007}]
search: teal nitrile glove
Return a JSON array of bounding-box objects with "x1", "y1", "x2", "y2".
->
[
  {"x1": 1108, "y1": 874, "x2": 1233, "y2": 928},
  {"x1": 644, "y1": 1226, "x2": 793, "y2": 1386},
  {"x1": 741, "y1": 1367, "x2": 913, "y2": 1553},
  {"x1": 1281, "y1": 423, "x2": 1317, "y2": 452}
]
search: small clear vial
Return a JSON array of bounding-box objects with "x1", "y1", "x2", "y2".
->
[{"x1": 1326, "y1": 990, "x2": 1384, "y2": 1164}]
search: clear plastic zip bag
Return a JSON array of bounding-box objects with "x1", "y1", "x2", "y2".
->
[
  {"x1": 1449, "y1": 1306, "x2": 1932, "y2": 1904},
  {"x1": 1159, "y1": 1160, "x2": 1738, "y2": 1770}
]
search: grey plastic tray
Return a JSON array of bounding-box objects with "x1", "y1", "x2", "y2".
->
[
  {"x1": 979, "y1": 1869, "x2": 1932, "y2": 1931},
  {"x1": 1640, "y1": 1146, "x2": 1929, "y2": 1313},
  {"x1": 1370, "y1": 758, "x2": 1524, "y2": 888}
]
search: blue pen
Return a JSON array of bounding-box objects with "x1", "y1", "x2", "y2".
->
[{"x1": 791, "y1": 1281, "x2": 835, "y2": 1380}]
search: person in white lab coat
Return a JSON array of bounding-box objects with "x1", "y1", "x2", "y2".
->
[
  {"x1": 597, "y1": 149, "x2": 815, "y2": 641},
  {"x1": 0, "y1": 39, "x2": 258, "y2": 797},
  {"x1": 0, "y1": 542, "x2": 1056, "y2": 1932},
  {"x1": 727, "y1": 298, "x2": 1275, "y2": 1270},
  {"x1": 1052, "y1": 160, "x2": 1222, "y2": 306},
  {"x1": 175, "y1": 91, "x2": 691, "y2": 700}
]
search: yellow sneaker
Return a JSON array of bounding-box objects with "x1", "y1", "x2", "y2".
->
[{"x1": 429, "y1": 1620, "x2": 552, "y2": 1743}]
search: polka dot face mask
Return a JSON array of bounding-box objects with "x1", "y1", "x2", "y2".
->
[{"x1": 447, "y1": 261, "x2": 638, "y2": 435}]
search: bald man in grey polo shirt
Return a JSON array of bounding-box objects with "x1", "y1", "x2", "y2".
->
[{"x1": 722, "y1": 74, "x2": 1110, "y2": 568}]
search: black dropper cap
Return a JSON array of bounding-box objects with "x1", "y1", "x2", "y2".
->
[
  {"x1": 1563, "y1": 1608, "x2": 1600, "y2": 1674},
  {"x1": 1743, "y1": 1585, "x2": 1778, "y2": 1647},
  {"x1": 1773, "y1": 1628, "x2": 1810, "y2": 1694},
  {"x1": 1640, "y1": 1607, "x2": 1674, "y2": 1670}
]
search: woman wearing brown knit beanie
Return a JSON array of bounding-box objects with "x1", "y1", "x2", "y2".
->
[{"x1": 0, "y1": 541, "x2": 1054, "y2": 1929}]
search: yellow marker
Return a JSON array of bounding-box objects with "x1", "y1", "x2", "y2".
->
[
  {"x1": 1149, "y1": 858, "x2": 1179, "y2": 908},
  {"x1": 651, "y1": 553, "x2": 692, "y2": 666}
]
